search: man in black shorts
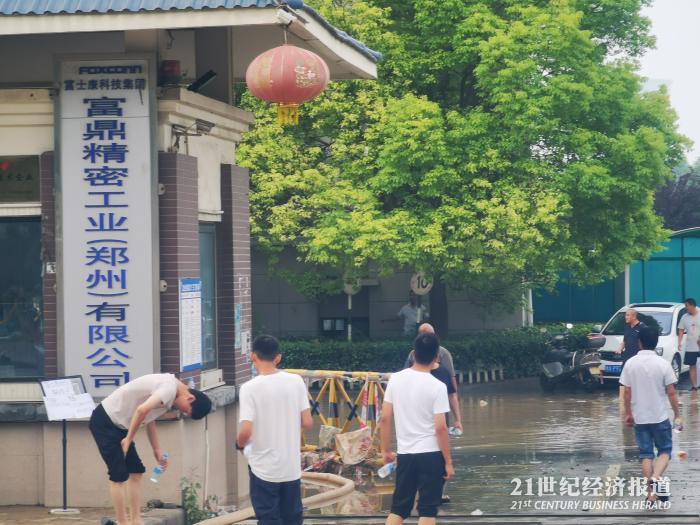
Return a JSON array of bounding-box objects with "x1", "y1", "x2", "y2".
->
[
  {"x1": 380, "y1": 333, "x2": 454, "y2": 525},
  {"x1": 678, "y1": 298, "x2": 700, "y2": 390},
  {"x1": 89, "y1": 374, "x2": 211, "y2": 525}
]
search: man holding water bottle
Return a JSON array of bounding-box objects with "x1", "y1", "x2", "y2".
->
[
  {"x1": 620, "y1": 325, "x2": 681, "y2": 506},
  {"x1": 380, "y1": 332, "x2": 454, "y2": 525},
  {"x1": 89, "y1": 374, "x2": 212, "y2": 525},
  {"x1": 236, "y1": 335, "x2": 313, "y2": 525}
]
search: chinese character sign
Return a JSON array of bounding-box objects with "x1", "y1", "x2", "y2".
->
[{"x1": 59, "y1": 59, "x2": 156, "y2": 396}]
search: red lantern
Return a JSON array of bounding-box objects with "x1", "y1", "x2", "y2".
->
[{"x1": 246, "y1": 44, "x2": 330, "y2": 125}]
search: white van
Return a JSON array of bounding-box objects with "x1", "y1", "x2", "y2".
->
[{"x1": 598, "y1": 302, "x2": 689, "y2": 383}]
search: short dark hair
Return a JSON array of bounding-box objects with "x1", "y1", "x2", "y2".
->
[
  {"x1": 638, "y1": 325, "x2": 659, "y2": 351},
  {"x1": 413, "y1": 333, "x2": 440, "y2": 364},
  {"x1": 685, "y1": 298, "x2": 697, "y2": 307},
  {"x1": 189, "y1": 389, "x2": 212, "y2": 420},
  {"x1": 252, "y1": 334, "x2": 281, "y2": 361}
]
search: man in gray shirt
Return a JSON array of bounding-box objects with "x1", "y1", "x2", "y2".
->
[{"x1": 404, "y1": 324, "x2": 460, "y2": 429}]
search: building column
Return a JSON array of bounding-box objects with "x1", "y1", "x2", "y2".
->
[
  {"x1": 217, "y1": 165, "x2": 252, "y2": 385},
  {"x1": 40, "y1": 152, "x2": 57, "y2": 378},
  {"x1": 158, "y1": 152, "x2": 200, "y2": 375}
]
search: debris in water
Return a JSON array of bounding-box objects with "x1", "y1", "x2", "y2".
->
[{"x1": 479, "y1": 400, "x2": 488, "y2": 407}]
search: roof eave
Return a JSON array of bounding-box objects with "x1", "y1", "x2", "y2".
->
[{"x1": 0, "y1": 7, "x2": 378, "y2": 80}]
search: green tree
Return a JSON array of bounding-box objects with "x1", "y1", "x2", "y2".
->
[{"x1": 237, "y1": 0, "x2": 687, "y2": 333}]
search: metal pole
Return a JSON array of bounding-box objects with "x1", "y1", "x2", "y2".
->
[
  {"x1": 347, "y1": 294, "x2": 352, "y2": 342},
  {"x1": 62, "y1": 419, "x2": 67, "y2": 510},
  {"x1": 49, "y1": 418, "x2": 79, "y2": 513}
]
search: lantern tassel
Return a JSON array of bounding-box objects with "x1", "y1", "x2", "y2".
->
[{"x1": 277, "y1": 103, "x2": 300, "y2": 125}]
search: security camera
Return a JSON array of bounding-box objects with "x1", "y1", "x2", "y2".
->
[
  {"x1": 276, "y1": 9, "x2": 296, "y2": 26},
  {"x1": 195, "y1": 118, "x2": 215, "y2": 135}
]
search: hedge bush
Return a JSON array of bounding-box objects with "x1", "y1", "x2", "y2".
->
[{"x1": 279, "y1": 324, "x2": 596, "y2": 378}]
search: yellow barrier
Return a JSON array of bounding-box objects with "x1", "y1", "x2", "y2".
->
[{"x1": 284, "y1": 369, "x2": 391, "y2": 435}]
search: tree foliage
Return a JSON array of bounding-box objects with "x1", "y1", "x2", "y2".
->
[{"x1": 237, "y1": 0, "x2": 687, "y2": 309}]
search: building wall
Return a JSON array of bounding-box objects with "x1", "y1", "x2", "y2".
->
[
  {"x1": 0, "y1": 33, "x2": 126, "y2": 84},
  {"x1": 0, "y1": 90, "x2": 54, "y2": 156},
  {"x1": 252, "y1": 248, "x2": 525, "y2": 340},
  {"x1": 251, "y1": 249, "x2": 319, "y2": 337},
  {"x1": 0, "y1": 400, "x2": 245, "y2": 507}
]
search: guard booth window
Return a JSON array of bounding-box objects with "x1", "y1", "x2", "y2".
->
[
  {"x1": 0, "y1": 218, "x2": 43, "y2": 379},
  {"x1": 199, "y1": 223, "x2": 217, "y2": 369}
]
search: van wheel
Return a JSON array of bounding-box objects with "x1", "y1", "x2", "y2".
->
[{"x1": 672, "y1": 354, "x2": 681, "y2": 380}]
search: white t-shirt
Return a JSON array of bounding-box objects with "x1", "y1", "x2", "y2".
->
[
  {"x1": 239, "y1": 371, "x2": 310, "y2": 483},
  {"x1": 619, "y1": 350, "x2": 677, "y2": 424},
  {"x1": 101, "y1": 373, "x2": 179, "y2": 429},
  {"x1": 397, "y1": 304, "x2": 428, "y2": 335},
  {"x1": 384, "y1": 368, "x2": 450, "y2": 454},
  {"x1": 679, "y1": 311, "x2": 700, "y2": 352}
]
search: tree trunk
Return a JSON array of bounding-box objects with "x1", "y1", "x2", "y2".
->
[{"x1": 429, "y1": 278, "x2": 449, "y2": 339}]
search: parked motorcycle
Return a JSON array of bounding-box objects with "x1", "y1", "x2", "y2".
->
[{"x1": 539, "y1": 325, "x2": 605, "y2": 392}]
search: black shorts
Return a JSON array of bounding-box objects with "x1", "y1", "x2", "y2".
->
[
  {"x1": 89, "y1": 403, "x2": 146, "y2": 482},
  {"x1": 684, "y1": 352, "x2": 699, "y2": 366},
  {"x1": 390, "y1": 451, "x2": 445, "y2": 518}
]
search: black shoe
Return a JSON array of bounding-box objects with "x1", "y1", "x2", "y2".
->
[
  {"x1": 691, "y1": 386, "x2": 698, "y2": 391},
  {"x1": 101, "y1": 519, "x2": 117, "y2": 525},
  {"x1": 650, "y1": 480, "x2": 670, "y2": 503},
  {"x1": 441, "y1": 494, "x2": 451, "y2": 504}
]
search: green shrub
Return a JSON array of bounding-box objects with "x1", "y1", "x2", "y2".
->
[{"x1": 279, "y1": 324, "x2": 599, "y2": 378}]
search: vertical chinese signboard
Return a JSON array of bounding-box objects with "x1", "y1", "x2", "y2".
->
[{"x1": 58, "y1": 58, "x2": 156, "y2": 396}]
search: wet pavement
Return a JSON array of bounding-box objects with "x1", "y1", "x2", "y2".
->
[
  {"x1": 314, "y1": 377, "x2": 700, "y2": 518},
  {"x1": 6, "y1": 377, "x2": 700, "y2": 523}
]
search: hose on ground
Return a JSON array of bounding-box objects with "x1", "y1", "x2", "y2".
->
[{"x1": 194, "y1": 472, "x2": 355, "y2": 525}]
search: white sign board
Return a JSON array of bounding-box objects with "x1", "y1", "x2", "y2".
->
[
  {"x1": 410, "y1": 272, "x2": 433, "y2": 296},
  {"x1": 241, "y1": 330, "x2": 252, "y2": 356},
  {"x1": 40, "y1": 377, "x2": 95, "y2": 421},
  {"x1": 180, "y1": 278, "x2": 203, "y2": 372},
  {"x1": 59, "y1": 58, "x2": 156, "y2": 396},
  {"x1": 343, "y1": 279, "x2": 362, "y2": 296}
]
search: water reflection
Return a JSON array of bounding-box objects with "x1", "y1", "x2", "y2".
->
[{"x1": 308, "y1": 378, "x2": 700, "y2": 515}]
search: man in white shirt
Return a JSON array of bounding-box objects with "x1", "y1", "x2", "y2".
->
[
  {"x1": 678, "y1": 297, "x2": 700, "y2": 390},
  {"x1": 89, "y1": 374, "x2": 212, "y2": 525},
  {"x1": 380, "y1": 332, "x2": 454, "y2": 525},
  {"x1": 397, "y1": 291, "x2": 429, "y2": 337},
  {"x1": 620, "y1": 326, "x2": 681, "y2": 505},
  {"x1": 236, "y1": 335, "x2": 313, "y2": 525}
]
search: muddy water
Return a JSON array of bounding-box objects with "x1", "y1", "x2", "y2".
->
[{"x1": 310, "y1": 378, "x2": 700, "y2": 516}]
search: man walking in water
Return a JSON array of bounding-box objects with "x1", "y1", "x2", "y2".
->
[
  {"x1": 621, "y1": 325, "x2": 681, "y2": 506},
  {"x1": 381, "y1": 332, "x2": 454, "y2": 525}
]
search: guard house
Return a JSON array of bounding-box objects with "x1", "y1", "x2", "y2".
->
[{"x1": 0, "y1": 0, "x2": 377, "y2": 508}]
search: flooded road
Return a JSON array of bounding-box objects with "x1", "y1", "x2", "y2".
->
[{"x1": 311, "y1": 377, "x2": 700, "y2": 516}]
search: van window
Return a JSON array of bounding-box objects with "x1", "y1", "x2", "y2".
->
[{"x1": 603, "y1": 311, "x2": 673, "y2": 336}]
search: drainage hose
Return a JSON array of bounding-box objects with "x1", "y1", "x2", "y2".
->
[{"x1": 194, "y1": 472, "x2": 355, "y2": 525}]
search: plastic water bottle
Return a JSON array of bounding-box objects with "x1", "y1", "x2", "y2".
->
[
  {"x1": 243, "y1": 442, "x2": 253, "y2": 458},
  {"x1": 673, "y1": 418, "x2": 683, "y2": 433},
  {"x1": 150, "y1": 452, "x2": 169, "y2": 483},
  {"x1": 377, "y1": 462, "x2": 396, "y2": 479},
  {"x1": 449, "y1": 427, "x2": 463, "y2": 437}
]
